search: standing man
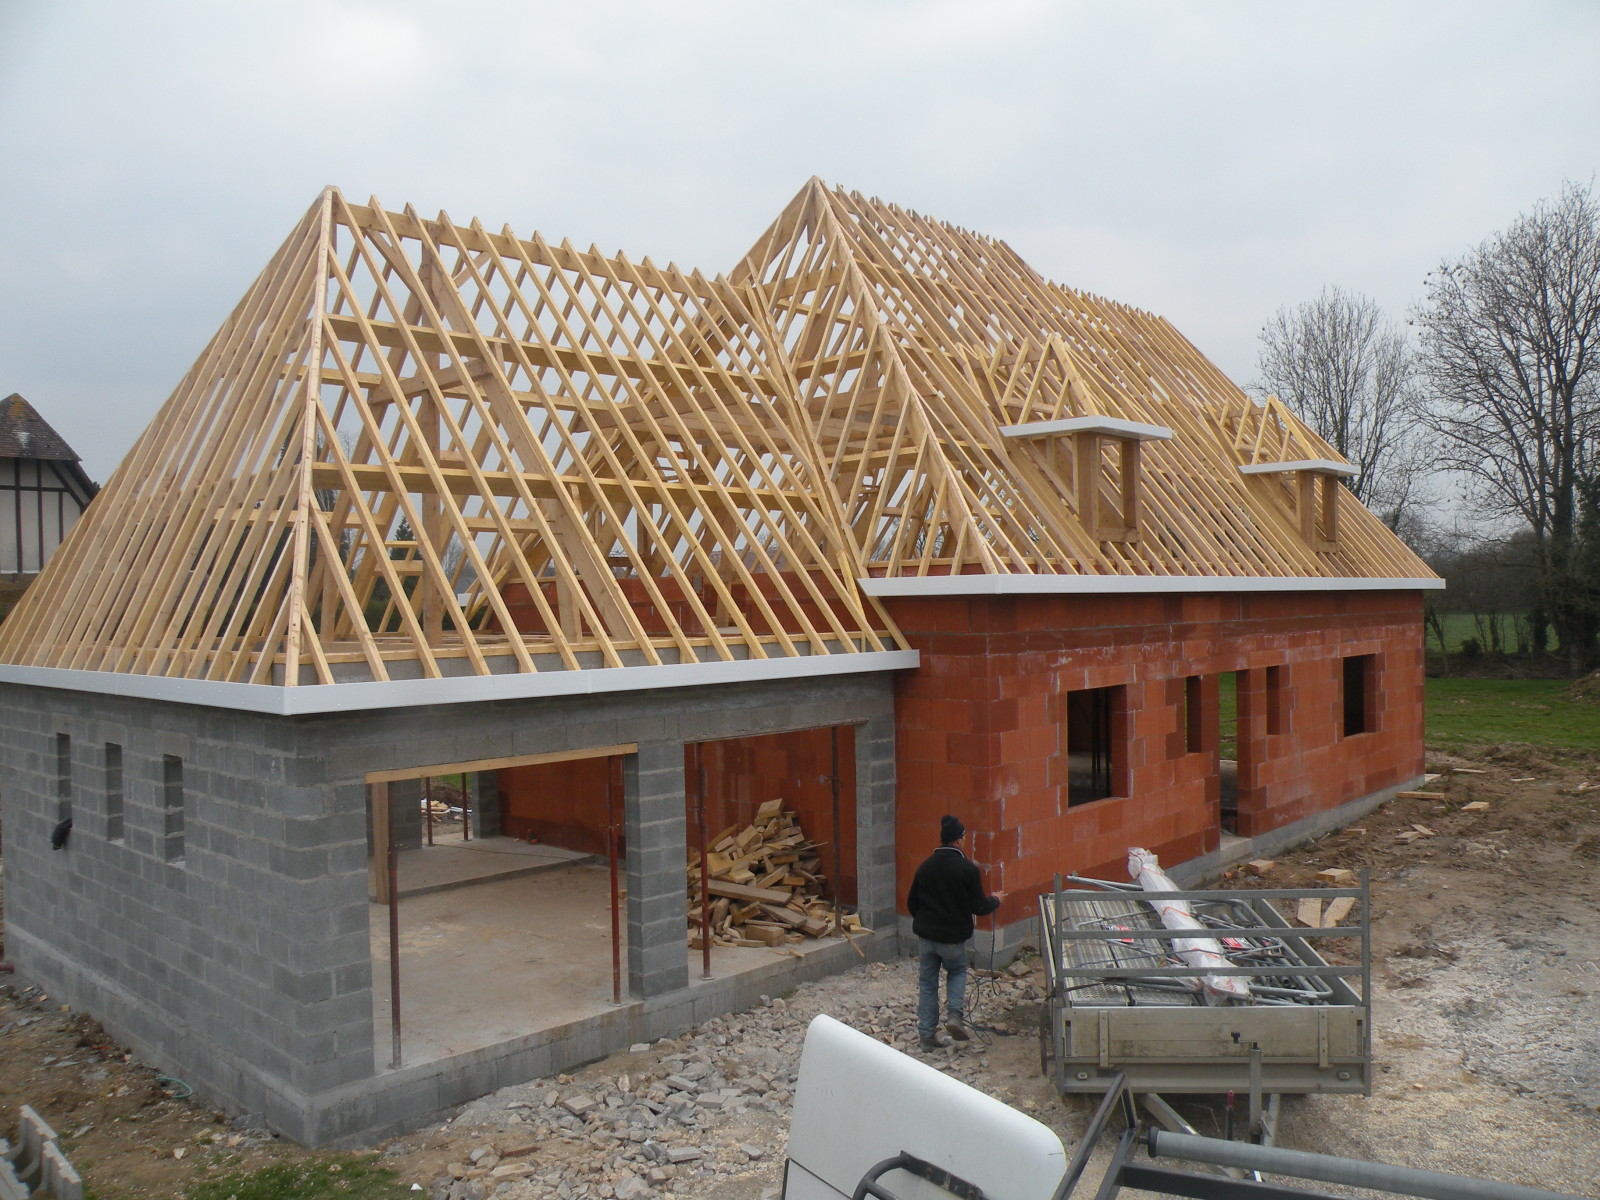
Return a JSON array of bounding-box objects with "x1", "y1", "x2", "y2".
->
[{"x1": 906, "y1": 814, "x2": 1006, "y2": 1051}]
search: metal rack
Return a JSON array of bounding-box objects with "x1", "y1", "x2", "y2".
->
[{"x1": 1038, "y1": 873, "x2": 1372, "y2": 1132}]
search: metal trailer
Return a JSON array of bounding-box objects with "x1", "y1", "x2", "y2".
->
[
  {"x1": 1038, "y1": 873, "x2": 1370, "y2": 1141},
  {"x1": 783, "y1": 1019, "x2": 1587, "y2": 1200}
]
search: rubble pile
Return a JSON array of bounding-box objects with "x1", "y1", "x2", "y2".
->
[{"x1": 407, "y1": 957, "x2": 1048, "y2": 1200}]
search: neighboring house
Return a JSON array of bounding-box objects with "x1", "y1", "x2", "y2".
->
[
  {"x1": 0, "y1": 393, "x2": 96, "y2": 578},
  {"x1": 0, "y1": 182, "x2": 1440, "y2": 1144}
]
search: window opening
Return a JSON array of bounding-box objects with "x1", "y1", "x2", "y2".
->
[
  {"x1": 1218, "y1": 672, "x2": 1241, "y2": 833},
  {"x1": 1066, "y1": 686, "x2": 1124, "y2": 806},
  {"x1": 1342, "y1": 655, "x2": 1374, "y2": 737},
  {"x1": 55, "y1": 733, "x2": 71, "y2": 824},
  {"x1": 1265, "y1": 665, "x2": 1287, "y2": 737},
  {"x1": 162, "y1": 755, "x2": 185, "y2": 864},
  {"x1": 105, "y1": 743, "x2": 124, "y2": 841},
  {"x1": 1184, "y1": 676, "x2": 1204, "y2": 754}
]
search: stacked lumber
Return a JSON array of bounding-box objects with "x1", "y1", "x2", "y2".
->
[{"x1": 686, "y1": 799, "x2": 868, "y2": 949}]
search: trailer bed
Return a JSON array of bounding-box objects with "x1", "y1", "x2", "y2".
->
[{"x1": 1039, "y1": 878, "x2": 1371, "y2": 1098}]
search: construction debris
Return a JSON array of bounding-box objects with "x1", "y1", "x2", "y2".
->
[
  {"x1": 686, "y1": 800, "x2": 867, "y2": 949},
  {"x1": 1246, "y1": 859, "x2": 1277, "y2": 876},
  {"x1": 1316, "y1": 868, "x2": 1357, "y2": 885},
  {"x1": 1321, "y1": 896, "x2": 1358, "y2": 926},
  {"x1": 1396, "y1": 790, "x2": 1447, "y2": 801},
  {"x1": 1461, "y1": 801, "x2": 1491, "y2": 812}
]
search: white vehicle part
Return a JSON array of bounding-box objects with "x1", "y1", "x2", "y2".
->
[
  {"x1": 783, "y1": 1014, "x2": 1068, "y2": 1199},
  {"x1": 1127, "y1": 846, "x2": 1252, "y2": 1002}
]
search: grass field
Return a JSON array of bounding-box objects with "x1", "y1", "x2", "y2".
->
[{"x1": 1425, "y1": 677, "x2": 1599, "y2": 750}]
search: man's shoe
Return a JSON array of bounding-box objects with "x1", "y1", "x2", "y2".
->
[
  {"x1": 919, "y1": 1035, "x2": 943, "y2": 1051},
  {"x1": 945, "y1": 1018, "x2": 971, "y2": 1042}
]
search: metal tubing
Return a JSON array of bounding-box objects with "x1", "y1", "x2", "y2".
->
[
  {"x1": 385, "y1": 786, "x2": 402, "y2": 1069},
  {"x1": 1049, "y1": 1073, "x2": 1129, "y2": 1200},
  {"x1": 424, "y1": 777, "x2": 433, "y2": 846},
  {"x1": 607, "y1": 758, "x2": 621, "y2": 1004},
  {"x1": 694, "y1": 744, "x2": 712, "y2": 980},
  {"x1": 1147, "y1": 1131, "x2": 1586, "y2": 1200},
  {"x1": 829, "y1": 726, "x2": 843, "y2": 923}
]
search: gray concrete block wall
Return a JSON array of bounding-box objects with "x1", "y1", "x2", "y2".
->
[
  {"x1": 0, "y1": 668, "x2": 902, "y2": 1145},
  {"x1": 469, "y1": 772, "x2": 500, "y2": 838},
  {"x1": 853, "y1": 713, "x2": 898, "y2": 930},
  {"x1": 0, "y1": 686, "x2": 377, "y2": 1132},
  {"x1": 624, "y1": 741, "x2": 689, "y2": 999}
]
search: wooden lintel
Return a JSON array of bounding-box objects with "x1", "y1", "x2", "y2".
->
[{"x1": 364, "y1": 742, "x2": 637, "y2": 784}]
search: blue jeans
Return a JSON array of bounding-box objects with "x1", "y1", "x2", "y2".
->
[{"x1": 918, "y1": 938, "x2": 969, "y2": 1038}]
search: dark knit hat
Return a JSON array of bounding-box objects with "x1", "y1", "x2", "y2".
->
[{"x1": 940, "y1": 814, "x2": 965, "y2": 844}]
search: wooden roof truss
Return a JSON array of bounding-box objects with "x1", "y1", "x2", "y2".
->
[{"x1": 0, "y1": 181, "x2": 1432, "y2": 689}]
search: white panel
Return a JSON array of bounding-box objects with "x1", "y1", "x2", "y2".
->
[
  {"x1": 0, "y1": 649, "x2": 922, "y2": 716},
  {"x1": 859, "y1": 574, "x2": 1444, "y2": 597},
  {"x1": 784, "y1": 1015, "x2": 1066, "y2": 1199},
  {"x1": 999, "y1": 415, "x2": 1173, "y2": 441},
  {"x1": 1239, "y1": 459, "x2": 1356, "y2": 477}
]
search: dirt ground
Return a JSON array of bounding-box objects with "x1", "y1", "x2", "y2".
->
[{"x1": 3, "y1": 744, "x2": 1599, "y2": 1197}]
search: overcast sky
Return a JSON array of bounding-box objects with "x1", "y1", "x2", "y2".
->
[{"x1": 2, "y1": 0, "x2": 1596, "y2": 485}]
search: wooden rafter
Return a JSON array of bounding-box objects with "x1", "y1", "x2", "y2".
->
[{"x1": 0, "y1": 180, "x2": 1434, "y2": 689}]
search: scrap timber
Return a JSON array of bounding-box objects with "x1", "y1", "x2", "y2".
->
[
  {"x1": 0, "y1": 180, "x2": 1433, "y2": 688},
  {"x1": 686, "y1": 799, "x2": 867, "y2": 949}
]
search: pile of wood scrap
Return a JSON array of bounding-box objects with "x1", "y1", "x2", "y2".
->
[{"x1": 686, "y1": 799, "x2": 869, "y2": 949}]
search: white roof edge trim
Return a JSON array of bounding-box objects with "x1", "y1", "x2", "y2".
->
[
  {"x1": 1239, "y1": 458, "x2": 1357, "y2": 477},
  {"x1": 999, "y1": 416, "x2": 1173, "y2": 441},
  {"x1": 859, "y1": 575, "x2": 1444, "y2": 597},
  {"x1": 0, "y1": 650, "x2": 923, "y2": 717}
]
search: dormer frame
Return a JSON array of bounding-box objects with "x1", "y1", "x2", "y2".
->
[
  {"x1": 1239, "y1": 459, "x2": 1355, "y2": 549},
  {"x1": 1000, "y1": 416, "x2": 1173, "y2": 543}
]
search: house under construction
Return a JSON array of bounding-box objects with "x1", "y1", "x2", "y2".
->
[{"x1": 0, "y1": 180, "x2": 1438, "y2": 1144}]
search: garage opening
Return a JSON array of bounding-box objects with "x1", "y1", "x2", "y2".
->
[
  {"x1": 367, "y1": 745, "x2": 631, "y2": 1069},
  {"x1": 684, "y1": 724, "x2": 860, "y2": 973}
]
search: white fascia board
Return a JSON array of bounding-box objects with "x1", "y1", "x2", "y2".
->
[
  {"x1": 1239, "y1": 458, "x2": 1357, "y2": 477},
  {"x1": 999, "y1": 416, "x2": 1173, "y2": 441},
  {"x1": 859, "y1": 575, "x2": 1444, "y2": 598},
  {"x1": 0, "y1": 650, "x2": 922, "y2": 717}
]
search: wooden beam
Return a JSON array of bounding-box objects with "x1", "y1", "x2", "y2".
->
[{"x1": 364, "y1": 743, "x2": 638, "y2": 784}]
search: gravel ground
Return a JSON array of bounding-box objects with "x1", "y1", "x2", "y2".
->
[
  {"x1": 4, "y1": 747, "x2": 1599, "y2": 1198},
  {"x1": 378, "y1": 753, "x2": 1600, "y2": 1200}
]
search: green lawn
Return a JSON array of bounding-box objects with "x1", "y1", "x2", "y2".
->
[
  {"x1": 185, "y1": 1158, "x2": 414, "y2": 1200},
  {"x1": 1425, "y1": 677, "x2": 1600, "y2": 750},
  {"x1": 1207, "y1": 674, "x2": 1595, "y2": 756}
]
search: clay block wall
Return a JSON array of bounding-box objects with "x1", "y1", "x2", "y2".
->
[
  {"x1": 887, "y1": 590, "x2": 1425, "y2": 927},
  {"x1": 497, "y1": 757, "x2": 619, "y2": 856},
  {"x1": 488, "y1": 572, "x2": 861, "y2": 641}
]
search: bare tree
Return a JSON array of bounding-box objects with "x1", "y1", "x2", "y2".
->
[
  {"x1": 1255, "y1": 286, "x2": 1424, "y2": 530},
  {"x1": 1417, "y1": 181, "x2": 1600, "y2": 675}
]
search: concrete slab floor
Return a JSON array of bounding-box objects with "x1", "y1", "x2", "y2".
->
[
  {"x1": 370, "y1": 849, "x2": 851, "y2": 1069},
  {"x1": 395, "y1": 835, "x2": 595, "y2": 899}
]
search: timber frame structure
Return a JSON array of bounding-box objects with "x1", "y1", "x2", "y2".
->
[
  {"x1": 0, "y1": 180, "x2": 1427, "y2": 694},
  {"x1": 0, "y1": 181, "x2": 1439, "y2": 1146}
]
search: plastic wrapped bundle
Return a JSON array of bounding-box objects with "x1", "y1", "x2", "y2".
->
[{"x1": 1128, "y1": 847, "x2": 1252, "y2": 1002}]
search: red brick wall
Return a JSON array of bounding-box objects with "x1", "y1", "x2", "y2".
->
[
  {"x1": 888, "y1": 590, "x2": 1425, "y2": 925},
  {"x1": 691, "y1": 727, "x2": 858, "y2": 905}
]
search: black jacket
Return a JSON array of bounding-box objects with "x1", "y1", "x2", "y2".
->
[{"x1": 906, "y1": 845, "x2": 1000, "y2": 943}]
